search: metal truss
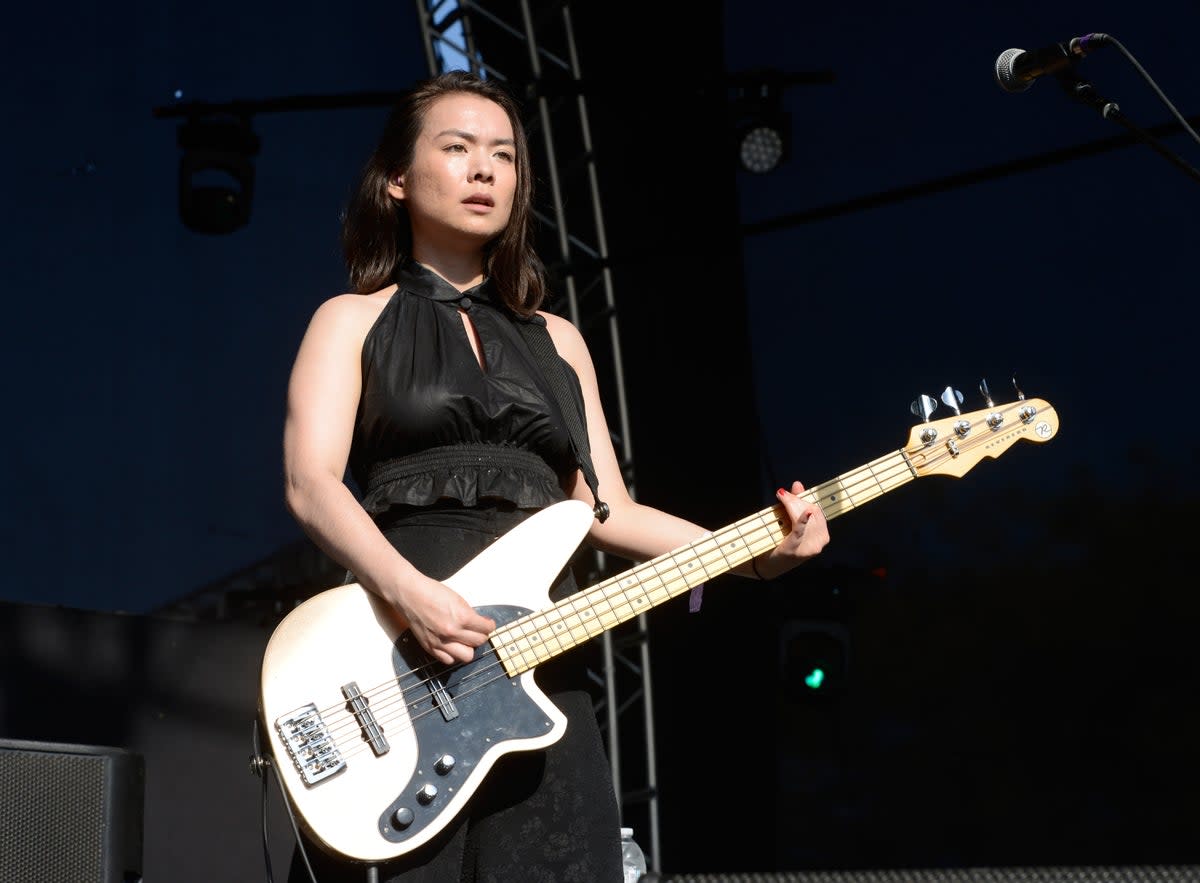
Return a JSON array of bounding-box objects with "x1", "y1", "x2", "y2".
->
[{"x1": 414, "y1": 0, "x2": 661, "y2": 868}]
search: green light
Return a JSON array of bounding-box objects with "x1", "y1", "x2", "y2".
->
[{"x1": 804, "y1": 668, "x2": 825, "y2": 689}]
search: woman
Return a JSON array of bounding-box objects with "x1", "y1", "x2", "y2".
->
[{"x1": 282, "y1": 70, "x2": 829, "y2": 882}]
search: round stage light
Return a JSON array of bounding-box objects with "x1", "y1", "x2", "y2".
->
[{"x1": 738, "y1": 124, "x2": 786, "y2": 174}]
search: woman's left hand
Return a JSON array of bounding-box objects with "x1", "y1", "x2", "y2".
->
[{"x1": 759, "y1": 480, "x2": 830, "y2": 578}]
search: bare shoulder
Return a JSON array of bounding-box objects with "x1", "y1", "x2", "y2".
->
[
  {"x1": 540, "y1": 310, "x2": 589, "y2": 360},
  {"x1": 306, "y1": 287, "x2": 396, "y2": 342},
  {"x1": 539, "y1": 311, "x2": 599, "y2": 389}
]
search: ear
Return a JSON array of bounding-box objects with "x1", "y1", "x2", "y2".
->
[{"x1": 386, "y1": 176, "x2": 405, "y2": 200}]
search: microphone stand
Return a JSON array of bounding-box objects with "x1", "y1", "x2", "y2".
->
[{"x1": 1055, "y1": 70, "x2": 1200, "y2": 185}]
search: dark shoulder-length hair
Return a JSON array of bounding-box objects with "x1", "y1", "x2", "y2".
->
[{"x1": 341, "y1": 70, "x2": 546, "y2": 316}]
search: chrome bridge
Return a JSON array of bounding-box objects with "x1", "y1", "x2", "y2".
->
[{"x1": 276, "y1": 703, "x2": 346, "y2": 786}]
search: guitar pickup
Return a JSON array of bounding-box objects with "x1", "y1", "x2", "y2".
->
[
  {"x1": 342, "y1": 682, "x2": 390, "y2": 756},
  {"x1": 276, "y1": 703, "x2": 346, "y2": 785},
  {"x1": 401, "y1": 633, "x2": 459, "y2": 722}
]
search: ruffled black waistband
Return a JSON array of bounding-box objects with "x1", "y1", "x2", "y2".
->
[{"x1": 359, "y1": 443, "x2": 567, "y2": 515}]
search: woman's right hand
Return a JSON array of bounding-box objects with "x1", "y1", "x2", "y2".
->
[{"x1": 392, "y1": 575, "x2": 497, "y2": 666}]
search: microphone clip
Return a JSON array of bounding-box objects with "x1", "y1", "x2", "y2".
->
[{"x1": 1056, "y1": 70, "x2": 1122, "y2": 122}]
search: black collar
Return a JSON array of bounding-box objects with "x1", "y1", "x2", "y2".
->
[{"x1": 395, "y1": 258, "x2": 498, "y2": 306}]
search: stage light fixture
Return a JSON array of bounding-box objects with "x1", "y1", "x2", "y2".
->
[
  {"x1": 176, "y1": 113, "x2": 261, "y2": 234},
  {"x1": 730, "y1": 78, "x2": 792, "y2": 175},
  {"x1": 737, "y1": 118, "x2": 790, "y2": 174}
]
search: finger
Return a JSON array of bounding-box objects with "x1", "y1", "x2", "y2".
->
[
  {"x1": 786, "y1": 481, "x2": 823, "y2": 525},
  {"x1": 470, "y1": 612, "x2": 497, "y2": 633},
  {"x1": 438, "y1": 640, "x2": 480, "y2": 666},
  {"x1": 455, "y1": 626, "x2": 493, "y2": 648},
  {"x1": 776, "y1": 485, "x2": 809, "y2": 524},
  {"x1": 452, "y1": 608, "x2": 496, "y2": 640},
  {"x1": 451, "y1": 619, "x2": 494, "y2": 648},
  {"x1": 447, "y1": 591, "x2": 494, "y2": 631}
]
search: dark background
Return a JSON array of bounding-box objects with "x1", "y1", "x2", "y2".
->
[{"x1": 1, "y1": 0, "x2": 1197, "y2": 879}]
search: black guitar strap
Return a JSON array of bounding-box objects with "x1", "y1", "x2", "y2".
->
[{"x1": 516, "y1": 315, "x2": 610, "y2": 523}]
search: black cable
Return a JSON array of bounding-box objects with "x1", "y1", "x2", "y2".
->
[
  {"x1": 252, "y1": 718, "x2": 322, "y2": 883},
  {"x1": 1065, "y1": 79, "x2": 1200, "y2": 185},
  {"x1": 1102, "y1": 34, "x2": 1200, "y2": 149},
  {"x1": 1054, "y1": 35, "x2": 1200, "y2": 186},
  {"x1": 260, "y1": 758, "x2": 274, "y2": 883},
  {"x1": 251, "y1": 720, "x2": 276, "y2": 883},
  {"x1": 273, "y1": 760, "x2": 321, "y2": 883}
]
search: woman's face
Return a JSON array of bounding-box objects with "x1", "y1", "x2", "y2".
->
[{"x1": 388, "y1": 92, "x2": 517, "y2": 252}]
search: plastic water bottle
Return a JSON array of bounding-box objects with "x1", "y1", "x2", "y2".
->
[{"x1": 620, "y1": 827, "x2": 647, "y2": 883}]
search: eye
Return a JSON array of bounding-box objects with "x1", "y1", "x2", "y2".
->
[
  {"x1": 445, "y1": 143, "x2": 468, "y2": 153},
  {"x1": 494, "y1": 149, "x2": 515, "y2": 163}
]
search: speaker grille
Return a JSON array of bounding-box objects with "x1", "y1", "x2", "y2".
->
[{"x1": 0, "y1": 740, "x2": 143, "y2": 883}]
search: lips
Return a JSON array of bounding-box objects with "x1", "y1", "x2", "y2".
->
[{"x1": 463, "y1": 194, "x2": 494, "y2": 207}]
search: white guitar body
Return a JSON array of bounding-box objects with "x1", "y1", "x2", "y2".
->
[{"x1": 259, "y1": 499, "x2": 596, "y2": 863}]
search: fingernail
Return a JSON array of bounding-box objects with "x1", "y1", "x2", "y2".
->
[{"x1": 777, "y1": 487, "x2": 786, "y2": 497}]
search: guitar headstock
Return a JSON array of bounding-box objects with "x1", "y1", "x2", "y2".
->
[{"x1": 905, "y1": 381, "x2": 1059, "y2": 478}]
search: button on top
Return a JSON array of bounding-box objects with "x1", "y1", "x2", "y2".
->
[{"x1": 459, "y1": 296, "x2": 473, "y2": 310}]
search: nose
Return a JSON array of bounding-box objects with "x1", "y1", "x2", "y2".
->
[{"x1": 470, "y1": 152, "x2": 494, "y2": 183}]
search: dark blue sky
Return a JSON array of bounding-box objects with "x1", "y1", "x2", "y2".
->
[{"x1": 1, "y1": 0, "x2": 1196, "y2": 614}]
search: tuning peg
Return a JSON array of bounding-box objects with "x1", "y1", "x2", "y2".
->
[
  {"x1": 910, "y1": 394, "x2": 938, "y2": 422},
  {"x1": 980, "y1": 378, "x2": 1005, "y2": 429},
  {"x1": 1009, "y1": 375, "x2": 1040, "y2": 423},
  {"x1": 940, "y1": 386, "x2": 964, "y2": 416},
  {"x1": 940, "y1": 386, "x2": 974, "y2": 439},
  {"x1": 910, "y1": 394, "x2": 939, "y2": 445},
  {"x1": 979, "y1": 378, "x2": 994, "y2": 408}
]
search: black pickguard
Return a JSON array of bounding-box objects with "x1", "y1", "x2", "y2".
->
[{"x1": 377, "y1": 604, "x2": 559, "y2": 844}]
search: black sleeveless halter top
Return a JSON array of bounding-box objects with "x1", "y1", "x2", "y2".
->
[{"x1": 348, "y1": 261, "x2": 582, "y2": 516}]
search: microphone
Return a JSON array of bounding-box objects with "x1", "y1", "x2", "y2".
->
[{"x1": 994, "y1": 33, "x2": 1111, "y2": 93}]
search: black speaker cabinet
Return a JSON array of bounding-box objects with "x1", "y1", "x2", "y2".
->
[{"x1": 0, "y1": 738, "x2": 144, "y2": 883}]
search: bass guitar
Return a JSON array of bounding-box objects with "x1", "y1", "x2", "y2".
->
[{"x1": 258, "y1": 391, "x2": 1059, "y2": 861}]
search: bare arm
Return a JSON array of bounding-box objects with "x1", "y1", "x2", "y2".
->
[
  {"x1": 282, "y1": 294, "x2": 494, "y2": 664},
  {"x1": 542, "y1": 312, "x2": 829, "y2": 578}
]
